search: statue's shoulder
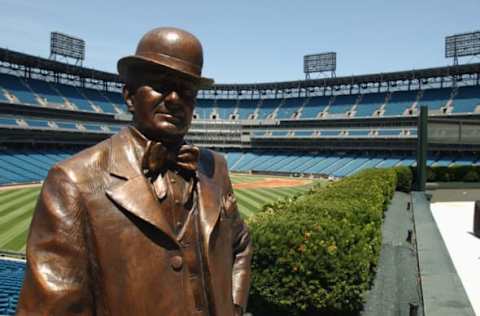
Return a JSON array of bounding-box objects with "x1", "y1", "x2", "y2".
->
[
  {"x1": 52, "y1": 131, "x2": 122, "y2": 183},
  {"x1": 197, "y1": 147, "x2": 228, "y2": 178}
]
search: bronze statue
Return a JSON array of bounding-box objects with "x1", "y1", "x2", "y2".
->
[{"x1": 17, "y1": 27, "x2": 252, "y2": 316}]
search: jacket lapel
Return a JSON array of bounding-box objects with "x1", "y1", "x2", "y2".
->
[
  {"x1": 105, "y1": 128, "x2": 177, "y2": 244},
  {"x1": 196, "y1": 151, "x2": 222, "y2": 252}
]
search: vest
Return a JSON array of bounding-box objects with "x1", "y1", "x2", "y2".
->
[{"x1": 164, "y1": 171, "x2": 211, "y2": 316}]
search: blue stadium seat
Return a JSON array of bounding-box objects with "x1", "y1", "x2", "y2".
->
[
  {"x1": 256, "y1": 99, "x2": 281, "y2": 120},
  {"x1": 377, "y1": 129, "x2": 402, "y2": 136},
  {"x1": 56, "y1": 121, "x2": 79, "y2": 130},
  {"x1": 215, "y1": 99, "x2": 237, "y2": 119},
  {"x1": 355, "y1": 93, "x2": 385, "y2": 117},
  {"x1": 320, "y1": 130, "x2": 341, "y2": 136},
  {"x1": 303, "y1": 156, "x2": 340, "y2": 173},
  {"x1": 276, "y1": 154, "x2": 310, "y2": 172},
  {"x1": 25, "y1": 119, "x2": 50, "y2": 128},
  {"x1": 0, "y1": 259, "x2": 26, "y2": 316},
  {"x1": 328, "y1": 95, "x2": 356, "y2": 116},
  {"x1": 195, "y1": 99, "x2": 214, "y2": 119},
  {"x1": 383, "y1": 90, "x2": 416, "y2": 116},
  {"x1": 252, "y1": 153, "x2": 287, "y2": 171},
  {"x1": 236, "y1": 99, "x2": 258, "y2": 120},
  {"x1": 376, "y1": 157, "x2": 402, "y2": 168},
  {"x1": 333, "y1": 157, "x2": 369, "y2": 177},
  {"x1": 81, "y1": 88, "x2": 118, "y2": 114},
  {"x1": 270, "y1": 130, "x2": 289, "y2": 137},
  {"x1": 25, "y1": 78, "x2": 66, "y2": 107},
  {"x1": 109, "y1": 125, "x2": 123, "y2": 133},
  {"x1": 451, "y1": 86, "x2": 480, "y2": 113},
  {"x1": 83, "y1": 123, "x2": 104, "y2": 132},
  {"x1": 232, "y1": 152, "x2": 261, "y2": 171},
  {"x1": 56, "y1": 84, "x2": 95, "y2": 112},
  {"x1": 103, "y1": 91, "x2": 127, "y2": 113},
  {"x1": 419, "y1": 88, "x2": 451, "y2": 111},
  {"x1": 276, "y1": 98, "x2": 304, "y2": 119},
  {"x1": 321, "y1": 157, "x2": 354, "y2": 175},
  {"x1": 0, "y1": 73, "x2": 39, "y2": 106},
  {"x1": 0, "y1": 117, "x2": 18, "y2": 127},
  {"x1": 263, "y1": 154, "x2": 299, "y2": 171},
  {"x1": 348, "y1": 130, "x2": 370, "y2": 136},
  {"x1": 348, "y1": 158, "x2": 384, "y2": 176},
  {"x1": 293, "y1": 130, "x2": 314, "y2": 137},
  {"x1": 300, "y1": 96, "x2": 330, "y2": 119},
  {"x1": 224, "y1": 152, "x2": 244, "y2": 168}
]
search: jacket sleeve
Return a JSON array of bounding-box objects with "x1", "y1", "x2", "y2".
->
[
  {"x1": 226, "y1": 178, "x2": 253, "y2": 311},
  {"x1": 16, "y1": 165, "x2": 93, "y2": 316}
]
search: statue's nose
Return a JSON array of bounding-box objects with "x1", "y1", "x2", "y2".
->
[{"x1": 164, "y1": 91, "x2": 182, "y2": 111}]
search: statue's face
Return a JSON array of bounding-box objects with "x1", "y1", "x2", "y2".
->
[{"x1": 124, "y1": 72, "x2": 198, "y2": 144}]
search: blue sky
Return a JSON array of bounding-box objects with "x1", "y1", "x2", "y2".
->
[{"x1": 0, "y1": 0, "x2": 479, "y2": 84}]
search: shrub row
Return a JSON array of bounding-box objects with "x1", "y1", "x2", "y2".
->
[
  {"x1": 409, "y1": 165, "x2": 480, "y2": 183},
  {"x1": 247, "y1": 168, "x2": 399, "y2": 316},
  {"x1": 424, "y1": 165, "x2": 480, "y2": 182}
]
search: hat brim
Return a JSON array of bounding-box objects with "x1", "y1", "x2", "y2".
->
[{"x1": 118, "y1": 55, "x2": 214, "y2": 89}]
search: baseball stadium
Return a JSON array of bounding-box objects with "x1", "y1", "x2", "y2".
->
[{"x1": 1, "y1": 3, "x2": 480, "y2": 315}]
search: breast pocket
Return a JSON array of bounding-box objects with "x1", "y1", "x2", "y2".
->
[{"x1": 221, "y1": 191, "x2": 238, "y2": 219}]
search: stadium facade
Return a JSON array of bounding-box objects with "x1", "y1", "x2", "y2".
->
[{"x1": 0, "y1": 47, "x2": 479, "y2": 185}]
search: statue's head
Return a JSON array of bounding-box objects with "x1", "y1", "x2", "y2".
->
[{"x1": 118, "y1": 27, "x2": 213, "y2": 144}]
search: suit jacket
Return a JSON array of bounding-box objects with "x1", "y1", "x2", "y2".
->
[{"x1": 16, "y1": 127, "x2": 252, "y2": 316}]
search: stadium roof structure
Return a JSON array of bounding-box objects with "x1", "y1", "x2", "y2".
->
[
  {"x1": 212, "y1": 63, "x2": 480, "y2": 91},
  {"x1": 0, "y1": 47, "x2": 479, "y2": 92},
  {"x1": 0, "y1": 48, "x2": 118, "y2": 83}
]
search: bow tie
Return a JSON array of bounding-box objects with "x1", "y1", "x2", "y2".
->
[{"x1": 142, "y1": 141, "x2": 200, "y2": 177}]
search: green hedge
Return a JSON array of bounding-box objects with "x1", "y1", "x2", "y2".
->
[
  {"x1": 412, "y1": 165, "x2": 480, "y2": 183},
  {"x1": 394, "y1": 166, "x2": 413, "y2": 192},
  {"x1": 247, "y1": 168, "x2": 398, "y2": 315}
]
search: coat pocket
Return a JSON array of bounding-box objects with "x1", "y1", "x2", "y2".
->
[{"x1": 221, "y1": 191, "x2": 238, "y2": 219}]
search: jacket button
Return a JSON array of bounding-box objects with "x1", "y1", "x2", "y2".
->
[{"x1": 170, "y1": 256, "x2": 183, "y2": 270}]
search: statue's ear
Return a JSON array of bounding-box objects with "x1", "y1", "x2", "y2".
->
[{"x1": 122, "y1": 86, "x2": 134, "y2": 113}]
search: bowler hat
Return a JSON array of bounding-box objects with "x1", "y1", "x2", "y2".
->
[{"x1": 118, "y1": 27, "x2": 213, "y2": 88}]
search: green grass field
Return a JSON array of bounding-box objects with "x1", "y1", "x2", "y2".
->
[{"x1": 0, "y1": 174, "x2": 317, "y2": 253}]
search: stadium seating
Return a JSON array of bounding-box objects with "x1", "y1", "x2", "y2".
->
[
  {"x1": 300, "y1": 96, "x2": 330, "y2": 119},
  {"x1": 377, "y1": 129, "x2": 402, "y2": 136},
  {"x1": 355, "y1": 93, "x2": 385, "y2": 117},
  {"x1": 276, "y1": 98, "x2": 303, "y2": 119},
  {"x1": 103, "y1": 91, "x2": 127, "y2": 113},
  {"x1": 216, "y1": 99, "x2": 236, "y2": 119},
  {"x1": 0, "y1": 259, "x2": 25, "y2": 316},
  {"x1": 0, "y1": 117, "x2": 18, "y2": 127},
  {"x1": 0, "y1": 148, "x2": 75, "y2": 184},
  {"x1": 82, "y1": 88, "x2": 118, "y2": 114},
  {"x1": 56, "y1": 121, "x2": 80, "y2": 130},
  {"x1": 256, "y1": 99, "x2": 281, "y2": 120},
  {"x1": 25, "y1": 119, "x2": 50, "y2": 128},
  {"x1": 1, "y1": 69, "x2": 479, "y2": 122},
  {"x1": 55, "y1": 84, "x2": 95, "y2": 112},
  {"x1": 327, "y1": 94, "x2": 356, "y2": 117},
  {"x1": 452, "y1": 86, "x2": 480, "y2": 113},
  {"x1": 0, "y1": 73, "x2": 39, "y2": 106},
  {"x1": 236, "y1": 99, "x2": 258, "y2": 120},
  {"x1": 25, "y1": 78, "x2": 67, "y2": 107},
  {"x1": 195, "y1": 99, "x2": 214, "y2": 119},
  {"x1": 383, "y1": 90, "x2": 416, "y2": 116},
  {"x1": 293, "y1": 130, "x2": 314, "y2": 137},
  {"x1": 0, "y1": 146, "x2": 476, "y2": 186},
  {"x1": 419, "y1": 88, "x2": 451, "y2": 112}
]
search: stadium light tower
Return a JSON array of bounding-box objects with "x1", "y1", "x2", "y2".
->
[
  {"x1": 49, "y1": 32, "x2": 86, "y2": 66},
  {"x1": 303, "y1": 52, "x2": 336, "y2": 80},
  {"x1": 445, "y1": 31, "x2": 480, "y2": 66}
]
